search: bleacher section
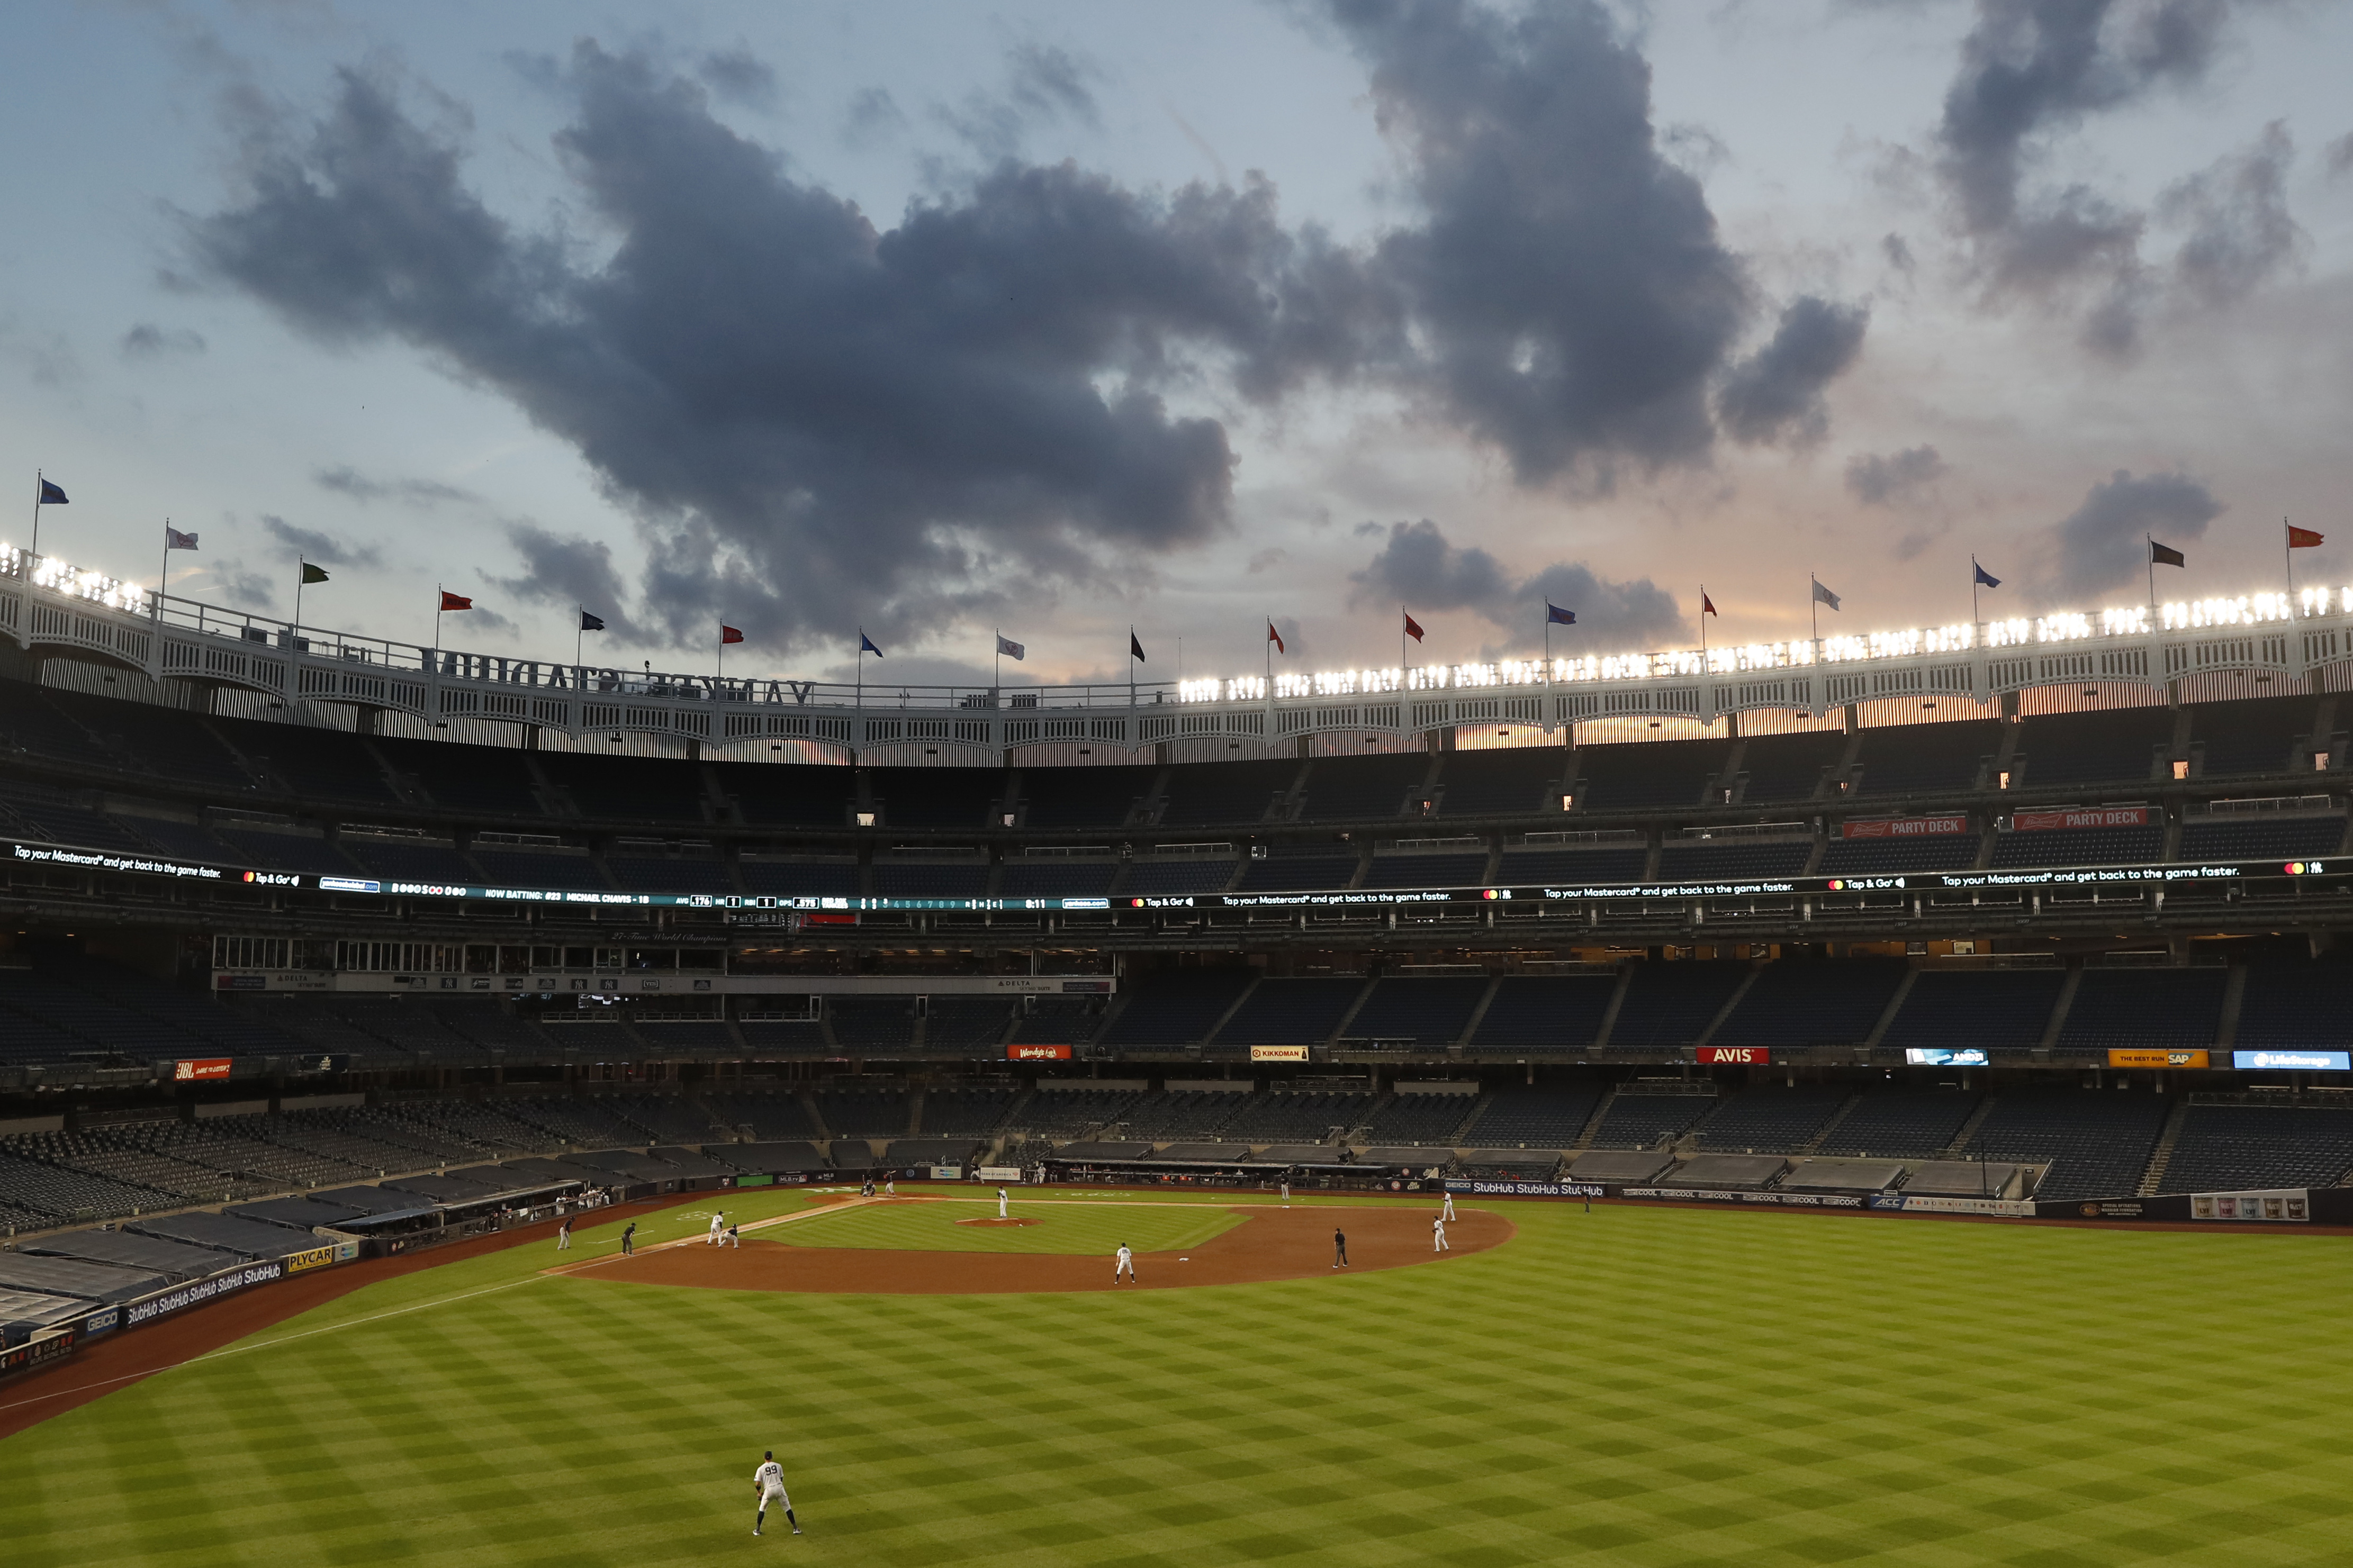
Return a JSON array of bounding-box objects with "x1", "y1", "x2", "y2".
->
[
  {"x1": 1964, "y1": 1091, "x2": 2169, "y2": 1200},
  {"x1": 1816, "y1": 1092, "x2": 1979, "y2": 1157},
  {"x1": 1586, "y1": 1091, "x2": 1717, "y2": 1149},
  {"x1": 1458, "y1": 1087, "x2": 1602, "y2": 1148},
  {"x1": 2055, "y1": 969, "x2": 2227, "y2": 1056},
  {"x1": 2161, "y1": 1103, "x2": 2353, "y2": 1192},
  {"x1": 1881, "y1": 968, "x2": 2063, "y2": 1056},
  {"x1": 1688, "y1": 1087, "x2": 1850, "y2": 1152}
]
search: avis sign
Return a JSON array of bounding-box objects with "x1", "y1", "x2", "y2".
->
[{"x1": 1697, "y1": 1047, "x2": 1770, "y2": 1065}]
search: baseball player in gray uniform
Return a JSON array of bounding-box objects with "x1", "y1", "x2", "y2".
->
[{"x1": 752, "y1": 1450, "x2": 799, "y2": 1536}]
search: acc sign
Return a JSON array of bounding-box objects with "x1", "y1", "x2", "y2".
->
[
  {"x1": 173, "y1": 1058, "x2": 231, "y2": 1081},
  {"x1": 1006, "y1": 1044, "x2": 1072, "y2": 1061},
  {"x1": 1697, "y1": 1046, "x2": 1769, "y2": 1065}
]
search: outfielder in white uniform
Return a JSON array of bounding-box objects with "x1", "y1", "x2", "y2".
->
[
  {"x1": 997, "y1": 1186, "x2": 1009, "y2": 1219},
  {"x1": 708, "y1": 1213, "x2": 725, "y2": 1245},
  {"x1": 1440, "y1": 1191, "x2": 1455, "y2": 1222},
  {"x1": 1432, "y1": 1216, "x2": 1449, "y2": 1253},
  {"x1": 752, "y1": 1452, "x2": 799, "y2": 1536},
  {"x1": 556, "y1": 1219, "x2": 570, "y2": 1250},
  {"x1": 1114, "y1": 1243, "x2": 1135, "y2": 1283}
]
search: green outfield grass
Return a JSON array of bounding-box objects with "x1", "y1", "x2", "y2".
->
[
  {"x1": 776, "y1": 1197, "x2": 1247, "y2": 1254},
  {"x1": 8, "y1": 1194, "x2": 2353, "y2": 1566}
]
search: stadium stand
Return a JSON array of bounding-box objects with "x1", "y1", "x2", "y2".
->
[
  {"x1": 1711, "y1": 959, "x2": 1905, "y2": 1049},
  {"x1": 1099, "y1": 969, "x2": 1254, "y2": 1047},
  {"x1": 1123, "y1": 854, "x2": 1239, "y2": 896},
  {"x1": 1360, "y1": 1091, "x2": 1474, "y2": 1144},
  {"x1": 867, "y1": 768, "x2": 1004, "y2": 830},
  {"x1": 999, "y1": 857, "x2": 1118, "y2": 898},
  {"x1": 718, "y1": 763, "x2": 855, "y2": 828},
  {"x1": 1881, "y1": 967, "x2": 2064, "y2": 1055},
  {"x1": 1157, "y1": 759, "x2": 1296, "y2": 827},
  {"x1": 2013, "y1": 706, "x2": 2174, "y2": 787},
  {"x1": 2233, "y1": 959, "x2": 2353, "y2": 1049},
  {"x1": 1497, "y1": 835, "x2": 1649, "y2": 885},
  {"x1": 1343, "y1": 977, "x2": 1487, "y2": 1049},
  {"x1": 1436, "y1": 748, "x2": 1567, "y2": 818},
  {"x1": 2178, "y1": 810, "x2": 2345, "y2": 863},
  {"x1": 1818, "y1": 830, "x2": 1982, "y2": 875},
  {"x1": 1298, "y1": 753, "x2": 1431, "y2": 822},
  {"x1": 1471, "y1": 975, "x2": 1619, "y2": 1053},
  {"x1": 1014, "y1": 767, "x2": 1148, "y2": 830},
  {"x1": 1212, "y1": 978, "x2": 1364, "y2": 1047},
  {"x1": 2189, "y1": 696, "x2": 2316, "y2": 777},
  {"x1": 1816, "y1": 1091, "x2": 1981, "y2": 1157},
  {"x1": 1572, "y1": 739, "x2": 1729, "y2": 810},
  {"x1": 2160, "y1": 1103, "x2": 2353, "y2": 1192},
  {"x1": 1360, "y1": 846, "x2": 1489, "y2": 890},
  {"x1": 1963, "y1": 1091, "x2": 2170, "y2": 1200},
  {"x1": 2055, "y1": 968, "x2": 2227, "y2": 1056},
  {"x1": 1655, "y1": 834, "x2": 1813, "y2": 881},
  {"x1": 375, "y1": 735, "x2": 545, "y2": 817},
  {"x1": 1735, "y1": 731, "x2": 1847, "y2": 804},
  {"x1": 1687, "y1": 1086, "x2": 1851, "y2": 1151},
  {"x1": 1991, "y1": 818, "x2": 2165, "y2": 867},
  {"x1": 1607, "y1": 964, "x2": 1750, "y2": 1048},
  {"x1": 1234, "y1": 844, "x2": 1358, "y2": 892},
  {"x1": 1586, "y1": 1090, "x2": 1717, "y2": 1149},
  {"x1": 1849, "y1": 720, "x2": 1997, "y2": 796}
]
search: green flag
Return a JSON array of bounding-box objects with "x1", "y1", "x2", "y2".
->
[{"x1": 300, "y1": 562, "x2": 330, "y2": 584}]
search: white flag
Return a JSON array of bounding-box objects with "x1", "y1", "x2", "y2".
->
[
  {"x1": 996, "y1": 634, "x2": 1026, "y2": 660},
  {"x1": 1811, "y1": 578, "x2": 1841, "y2": 611},
  {"x1": 165, "y1": 525, "x2": 199, "y2": 551}
]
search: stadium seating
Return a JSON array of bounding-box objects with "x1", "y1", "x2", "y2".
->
[
  {"x1": 1008, "y1": 998, "x2": 1105, "y2": 1045},
  {"x1": 1497, "y1": 839, "x2": 1649, "y2": 885},
  {"x1": 1297, "y1": 753, "x2": 1430, "y2": 821},
  {"x1": 2178, "y1": 813, "x2": 2345, "y2": 863},
  {"x1": 1989, "y1": 821, "x2": 2164, "y2": 867},
  {"x1": 1123, "y1": 855, "x2": 1239, "y2": 896},
  {"x1": 375, "y1": 735, "x2": 546, "y2": 817},
  {"x1": 472, "y1": 847, "x2": 610, "y2": 891},
  {"x1": 2234, "y1": 960, "x2": 2353, "y2": 1049},
  {"x1": 1816, "y1": 1091, "x2": 1980, "y2": 1157},
  {"x1": 1212, "y1": 978, "x2": 1364, "y2": 1047},
  {"x1": 1881, "y1": 968, "x2": 2064, "y2": 1055},
  {"x1": 923, "y1": 999, "x2": 1017, "y2": 1054},
  {"x1": 717, "y1": 763, "x2": 856, "y2": 828},
  {"x1": 872, "y1": 858, "x2": 988, "y2": 899},
  {"x1": 1607, "y1": 964, "x2": 1749, "y2": 1048},
  {"x1": 1120, "y1": 1089, "x2": 1253, "y2": 1139},
  {"x1": 1234, "y1": 846, "x2": 1358, "y2": 892},
  {"x1": 999, "y1": 858, "x2": 1118, "y2": 898},
  {"x1": 2160, "y1": 1103, "x2": 2353, "y2": 1192},
  {"x1": 2189, "y1": 696, "x2": 2316, "y2": 777},
  {"x1": 1156, "y1": 759, "x2": 1296, "y2": 827},
  {"x1": 1736, "y1": 731, "x2": 1847, "y2": 804},
  {"x1": 1963, "y1": 1090, "x2": 2169, "y2": 1200},
  {"x1": 867, "y1": 767, "x2": 1004, "y2": 830},
  {"x1": 1100, "y1": 968, "x2": 1254, "y2": 1047},
  {"x1": 1360, "y1": 848, "x2": 1489, "y2": 890},
  {"x1": 1471, "y1": 975, "x2": 1618, "y2": 1052},
  {"x1": 339, "y1": 836, "x2": 480, "y2": 884},
  {"x1": 1818, "y1": 832, "x2": 1982, "y2": 875},
  {"x1": 1849, "y1": 721, "x2": 1997, "y2": 796},
  {"x1": 1655, "y1": 837, "x2": 1813, "y2": 881},
  {"x1": 2056, "y1": 968, "x2": 2227, "y2": 1055},
  {"x1": 534, "y1": 754, "x2": 712, "y2": 823},
  {"x1": 921, "y1": 1088, "x2": 1020, "y2": 1137},
  {"x1": 1008, "y1": 1087, "x2": 1144, "y2": 1138},
  {"x1": 1343, "y1": 977, "x2": 1487, "y2": 1048},
  {"x1": 1014, "y1": 767, "x2": 1147, "y2": 829},
  {"x1": 1710, "y1": 959, "x2": 1905, "y2": 1048},
  {"x1": 1435, "y1": 748, "x2": 1568, "y2": 818},
  {"x1": 1220, "y1": 1091, "x2": 1376, "y2": 1143},
  {"x1": 1458, "y1": 1086, "x2": 1602, "y2": 1148},
  {"x1": 2013, "y1": 706, "x2": 2173, "y2": 787},
  {"x1": 1586, "y1": 1090, "x2": 1717, "y2": 1149},
  {"x1": 738, "y1": 857, "x2": 860, "y2": 896},
  {"x1": 221, "y1": 722, "x2": 400, "y2": 805},
  {"x1": 1360, "y1": 1092, "x2": 1475, "y2": 1144},
  {"x1": 1572, "y1": 739, "x2": 1729, "y2": 810},
  {"x1": 1687, "y1": 1087, "x2": 1850, "y2": 1152}
]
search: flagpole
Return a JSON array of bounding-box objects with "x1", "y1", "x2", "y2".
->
[
  {"x1": 1971, "y1": 557, "x2": 1980, "y2": 627},
  {"x1": 2284, "y1": 516, "x2": 2295, "y2": 607},
  {"x1": 30, "y1": 470, "x2": 42, "y2": 562},
  {"x1": 295, "y1": 556, "x2": 306, "y2": 636},
  {"x1": 1810, "y1": 574, "x2": 1819, "y2": 646},
  {"x1": 435, "y1": 584, "x2": 443, "y2": 652},
  {"x1": 1401, "y1": 602, "x2": 1407, "y2": 679},
  {"x1": 576, "y1": 606, "x2": 584, "y2": 669},
  {"x1": 159, "y1": 522, "x2": 171, "y2": 602},
  {"x1": 2146, "y1": 536, "x2": 2156, "y2": 612},
  {"x1": 1128, "y1": 625, "x2": 1135, "y2": 711},
  {"x1": 1699, "y1": 584, "x2": 1708, "y2": 669},
  {"x1": 858, "y1": 631, "x2": 865, "y2": 712}
]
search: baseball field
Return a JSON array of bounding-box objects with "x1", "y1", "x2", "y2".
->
[{"x1": 5, "y1": 1188, "x2": 2350, "y2": 1566}]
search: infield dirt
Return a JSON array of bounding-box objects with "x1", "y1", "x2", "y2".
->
[{"x1": 577, "y1": 1201, "x2": 1511, "y2": 1294}]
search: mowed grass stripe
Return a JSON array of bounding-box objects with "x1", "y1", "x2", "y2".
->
[{"x1": 7, "y1": 1199, "x2": 2353, "y2": 1565}]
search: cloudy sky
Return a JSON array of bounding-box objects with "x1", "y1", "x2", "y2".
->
[{"x1": 2, "y1": 0, "x2": 2349, "y2": 688}]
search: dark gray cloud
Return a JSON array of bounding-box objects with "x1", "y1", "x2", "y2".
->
[
  {"x1": 1716, "y1": 296, "x2": 1870, "y2": 448},
  {"x1": 206, "y1": 559, "x2": 276, "y2": 612},
  {"x1": 258, "y1": 514, "x2": 382, "y2": 568},
  {"x1": 2052, "y1": 467, "x2": 2224, "y2": 598},
  {"x1": 697, "y1": 44, "x2": 777, "y2": 109},
  {"x1": 1330, "y1": 0, "x2": 1828, "y2": 480},
  {"x1": 2327, "y1": 132, "x2": 2353, "y2": 179},
  {"x1": 842, "y1": 86, "x2": 906, "y2": 146},
  {"x1": 312, "y1": 464, "x2": 477, "y2": 507},
  {"x1": 1350, "y1": 518, "x2": 1684, "y2": 645},
  {"x1": 1846, "y1": 444, "x2": 1948, "y2": 506},
  {"x1": 186, "y1": 48, "x2": 1369, "y2": 653},
  {"x1": 120, "y1": 323, "x2": 206, "y2": 358},
  {"x1": 2158, "y1": 120, "x2": 2304, "y2": 309},
  {"x1": 1931, "y1": 0, "x2": 2235, "y2": 355},
  {"x1": 488, "y1": 521, "x2": 642, "y2": 641}
]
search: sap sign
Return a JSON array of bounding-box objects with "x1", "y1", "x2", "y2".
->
[
  {"x1": 2232, "y1": 1050, "x2": 2352, "y2": 1072},
  {"x1": 1905, "y1": 1048, "x2": 1989, "y2": 1067}
]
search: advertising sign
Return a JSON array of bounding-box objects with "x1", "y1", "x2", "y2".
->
[
  {"x1": 976, "y1": 1165, "x2": 1025, "y2": 1182},
  {"x1": 0, "y1": 1329, "x2": 75, "y2": 1380},
  {"x1": 1843, "y1": 815, "x2": 1969, "y2": 839},
  {"x1": 293, "y1": 1054, "x2": 351, "y2": 1074},
  {"x1": 283, "y1": 1245, "x2": 341, "y2": 1275},
  {"x1": 173, "y1": 1058, "x2": 232, "y2": 1081},
  {"x1": 1249, "y1": 1045, "x2": 1312, "y2": 1062},
  {"x1": 1006, "y1": 1044, "x2": 1074, "y2": 1061},
  {"x1": 2106, "y1": 1049, "x2": 2209, "y2": 1068},
  {"x1": 2232, "y1": 1050, "x2": 2351, "y2": 1071},
  {"x1": 1904, "y1": 1047, "x2": 1989, "y2": 1066},
  {"x1": 1443, "y1": 1180, "x2": 1607, "y2": 1200},
  {"x1": 1697, "y1": 1046, "x2": 1770, "y2": 1065},
  {"x1": 2191, "y1": 1190, "x2": 2309, "y2": 1222},
  {"x1": 927, "y1": 1166, "x2": 963, "y2": 1181},
  {"x1": 2011, "y1": 806, "x2": 2149, "y2": 832},
  {"x1": 123, "y1": 1260, "x2": 284, "y2": 1329}
]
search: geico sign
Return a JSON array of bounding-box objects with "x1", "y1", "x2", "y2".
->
[{"x1": 1696, "y1": 1046, "x2": 1770, "y2": 1065}]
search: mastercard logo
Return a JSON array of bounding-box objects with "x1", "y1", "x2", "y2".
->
[{"x1": 1826, "y1": 878, "x2": 1846, "y2": 891}]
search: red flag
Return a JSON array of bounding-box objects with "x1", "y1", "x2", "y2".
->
[
  {"x1": 439, "y1": 591, "x2": 472, "y2": 612},
  {"x1": 1266, "y1": 621, "x2": 1285, "y2": 654},
  {"x1": 1701, "y1": 592, "x2": 1718, "y2": 617},
  {"x1": 1403, "y1": 610, "x2": 1425, "y2": 642},
  {"x1": 721, "y1": 625, "x2": 745, "y2": 645},
  {"x1": 2288, "y1": 524, "x2": 2325, "y2": 549}
]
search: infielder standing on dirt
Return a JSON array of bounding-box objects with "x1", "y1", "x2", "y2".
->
[
  {"x1": 1332, "y1": 1228, "x2": 1348, "y2": 1269},
  {"x1": 997, "y1": 1186, "x2": 1009, "y2": 1219},
  {"x1": 556, "y1": 1218, "x2": 571, "y2": 1250},
  {"x1": 1433, "y1": 1216, "x2": 1449, "y2": 1253},
  {"x1": 1115, "y1": 1243, "x2": 1135, "y2": 1283},
  {"x1": 752, "y1": 1450, "x2": 800, "y2": 1536},
  {"x1": 621, "y1": 1221, "x2": 636, "y2": 1256},
  {"x1": 1441, "y1": 1190, "x2": 1455, "y2": 1222},
  {"x1": 708, "y1": 1212, "x2": 724, "y2": 1245}
]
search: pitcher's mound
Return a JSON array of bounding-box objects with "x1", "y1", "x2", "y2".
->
[{"x1": 956, "y1": 1216, "x2": 1038, "y2": 1227}]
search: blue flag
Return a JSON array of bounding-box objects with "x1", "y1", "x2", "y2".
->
[
  {"x1": 860, "y1": 631, "x2": 882, "y2": 657},
  {"x1": 37, "y1": 479, "x2": 66, "y2": 505},
  {"x1": 1972, "y1": 560, "x2": 2000, "y2": 590},
  {"x1": 1546, "y1": 602, "x2": 1576, "y2": 626},
  {"x1": 579, "y1": 610, "x2": 606, "y2": 632}
]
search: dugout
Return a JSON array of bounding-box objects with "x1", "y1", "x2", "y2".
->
[{"x1": 0, "y1": 1286, "x2": 86, "y2": 1346}]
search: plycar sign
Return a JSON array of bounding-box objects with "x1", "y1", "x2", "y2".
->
[{"x1": 1697, "y1": 1047, "x2": 1769, "y2": 1064}]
